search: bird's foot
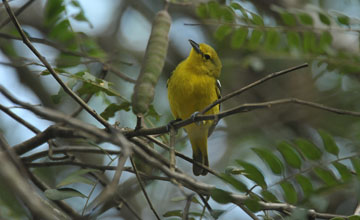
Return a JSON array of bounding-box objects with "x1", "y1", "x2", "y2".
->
[{"x1": 191, "y1": 111, "x2": 202, "y2": 126}]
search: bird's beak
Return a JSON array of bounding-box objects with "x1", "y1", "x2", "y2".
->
[{"x1": 189, "y1": 39, "x2": 201, "y2": 54}]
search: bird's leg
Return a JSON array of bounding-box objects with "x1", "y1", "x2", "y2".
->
[
  {"x1": 166, "y1": 118, "x2": 182, "y2": 133},
  {"x1": 191, "y1": 111, "x2": 202, "y2": 126}
]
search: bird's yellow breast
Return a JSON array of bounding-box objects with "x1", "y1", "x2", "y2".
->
[{"x1": 167, "y1": 62, "x2": 219, "y2": 120}]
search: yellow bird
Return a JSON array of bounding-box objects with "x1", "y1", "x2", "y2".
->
[{"x1": 167, "y1": 40, "x2": 222, "y2": 176}]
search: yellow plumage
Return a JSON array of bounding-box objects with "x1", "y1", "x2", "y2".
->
[{"x1": 167, "y1": 40, "x2": 222, "y2": 176}]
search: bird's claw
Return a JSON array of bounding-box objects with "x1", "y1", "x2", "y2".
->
[{"x1": 191, "y1": 111, "x2": 202, "y2": 126}]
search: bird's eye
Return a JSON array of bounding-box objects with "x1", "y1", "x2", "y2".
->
[{"x1": 204, "y1": 54, "x2": 211, "y2": 60}]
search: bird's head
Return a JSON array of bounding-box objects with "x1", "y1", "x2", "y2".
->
[{"x1": 187, "y1": 39, "x2": 222, "y2": 78}]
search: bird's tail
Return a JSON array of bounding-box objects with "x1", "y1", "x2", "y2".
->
[{"x1": 187, "y1": 124, "x2": 209, "y2": 176}]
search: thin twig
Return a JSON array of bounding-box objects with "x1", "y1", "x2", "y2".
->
[
  {"x1": 22, "y1": 147, "x2": 121, "y2": 162},
  {"x1": 183, "y1": 193, "x2": 195, "y2": 220},
  {"x1": 200, "y1": 63, "x2": 308, "y2": 114},
  {"x1": 238, "y1": 204, "x2": 260, "y2": 220},
  {"x1": 184, "y1": 21, "x2": 360, "y2": 35},
  {"x1": 145, "y1": 135, "x2": 221, "y2": 177},
  {"x1": 0, "y1": 104, "x2": 40, "y2": 133},
  {"x1": 169, "y1": 127, "x2": 176, "y2": 171},
  {"x1": 0, "y1": 0, "x2": 35, "y2": 29},
  {"x1": 0, "y1": 151, "x2": 69, "y2": 219},
  {"x1": 1, "y1": 84, "x2": 355, "y2": 219},
  {"x1": 2, "y1": 0, "x2": 111, "y2": 129},
  {"x1": 0, "y1": 32, "x2": 136, "y2": 82},
  {"x1": 130, "y1": 156, "x2": 161, "y2": 220}
]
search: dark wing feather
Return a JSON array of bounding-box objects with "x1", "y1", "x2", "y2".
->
[{"x1": 208, "y1": 80, "x2": 221, "y2": 137}]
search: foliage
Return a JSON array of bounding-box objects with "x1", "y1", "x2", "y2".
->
[{"x1": 2, "y1": 0, "x2": 360, "y2": 220}]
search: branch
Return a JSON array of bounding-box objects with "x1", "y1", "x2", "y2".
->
[
  {"x1": 13, "y1": 125, "x2": 95, "y2": 155},
  {"x1": 22, "y1": 147, "x2": 121, "y2": 161},
  {"x1": 200, "y1": 63, "x2": 308, "y2": 114},
  {"x1": 0, "y1": 150, "x2": 70, "y2": 219},
  {"x1": 0, "y1": 32, "x2": 136, "y2": 82},
  {"x1": 0, "y1": 104, "x2": 39, "y2": 133},
  {"x1": 2, "y1": 0, "x2": 111, "y2": 129},
  {"x1": 1, "y1": 86, "x2": 354, "y2": 219},
  {"x1": 130, "y1": 156, "x2": 161, "y2": 220},
  {"x1": 0, "y1": 0, "x2": 35, "y2": 29}
]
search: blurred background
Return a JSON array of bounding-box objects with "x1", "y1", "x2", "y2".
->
[{"x1": 1, "y1": 0, "x2": 360, "y2": 219}]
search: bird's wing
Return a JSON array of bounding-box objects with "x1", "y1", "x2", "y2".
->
[{"x1": 208, "y1": 79, "x2": 221, "y2": 137}]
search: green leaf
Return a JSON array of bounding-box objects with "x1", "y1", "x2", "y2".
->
[
  {"x1": 56, "y1": 169, "x2": 98, "y2": 188},
  {"x1": 100, "y1": 102, "x2": 131, "y2": 120},
  {"x1": 221, "y1": 7, "x2": 234, "y2": 22},
  {"x1": 208, "y1": 1, "x2": 221, "y2": 19},
  {"x1": 44, "y1": 0, "x2": 65, "y2": 27},
  {"x1": 287, "y1": 31, "x2": 301, "y2": 49},
  {"x1": 314, "y1": 167, "x2": 338, "y2": 186},
  {"x1": 252, "y1": 148, "x2": 283, "y2": 175},
  {"x1": 250, "y1": 12, "x2": 264, "y2": 26},
  {"x1": 230, "y1": 2, "x2": 242, "y2": 10},
  {"x1": 51, "y1": 87, "x2": 66, "y2": 104},
  {"x1": 236, "y1": 160, "x2": 267, "y2": 188},
  {"x1": 49, "y1": 19, "x2": 76, "y2": 45},
  {"x1": 295, "y1": 138, "x2": 322, "y2": 161},
  {"x1": 264, "y1": 30, "x2": 280, "y2": 50},
  {"x1": 298, "y1": 13, "x2": 313, "y2": 25},
  {"x1": 277, "y1": 141, "x2": 302, "y2": 169},
  {"x1": 146, "y1": 105, "x2": 161, "y2": 121},
  {"x1": 295, "y1": 174, "x2": 313, "y2": 197},
  {"x1": 45, "y1": 188, "x2": 87, "y2": 200},
  {"x1": 333, "y1": 162, "x2": 352, "y2": 182},
  {"x1": 196, "y1": 3, "x2": 208, "y2": 18},
  {"x1": 214, "y1": 24, "x2": 232, "y2": 41},
  {"x1": 249, "y1": 30, "x2": 263, "y2": 49},
  {"x1": 330, "y1": 217, "x2": 346, "y2": 220},
  {"x1": 349, "y1": 216, "x2": 360, "y2": 220},
  {"x1": 224, "y1": 166, "x2": 244, "y2": 175},
  {"x1": 230, "y1": 2, "x2": 248, "y2": 20},
  {"x1": 163, "y1": 210, "x2": 182, "y2": 217},
  {"x1": 74, "y1": 11, "x2": 88, "y2": 22},
  {"x1": 56, "y1": 53, "x2": 81, "y2": 67},
  {"x1": 82, "y1": 38, "x2": 106, "y2": 58},
  {"x1": 351, "y1": 158, "x2": 360, "y2": 177},
  {"x1": 318, "y1": 129, "x2": 339, "y2": 156},
  {"x1": 303, "y1": 31, "x2": 317, "y2": 53},
  {"x1": 210, "y1": 188, "x2": 232, "y2": 204},
  {"x1": 220, "y1": 173, "x2": 248, "y2": 192},
  {"x1": 75, "y1": 72, "x2": 121, "y2": 97},
  {"x1": 318, "y1": 12, "x2": 331, "y2": 26},
  {"x1": 231, "y1": 28, "x2": 248, "y2": 49},
  {"x1": 281, "y1": 12, "x2": 296, "y2": 26},
  {"x1": 210, "y1": 209, "x2": 226, "y2": 219},
  {"x1": 319, "y1": 31, "x2": 333, "y2": 53},
  {"x1": 261, "y1": 190, "x2": 279, "y2": 202},
  {"x1": 280, "y1": 181, "x2": 297, "y2": 204},
  {"x1": 244, "y1": 195, "x2": 261, "y2": 212},
  {"x1": 337, "y1": 15, "x2": 350, "y2": 26}
]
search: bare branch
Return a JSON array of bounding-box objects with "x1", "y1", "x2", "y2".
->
[
  {"x1": 22, "y1": 147, "x2": 121, "y2": 161},
  {"x1": 183, "y1": 193, "x2": 194, "y2": 220},
  {"x1": 0, "y1": 0, "x2": 35, "y2": 29},
  {"x1": 13, "y1": 125, "x2": 95, "y2": 155},
  {"x1": 0, "y1": 104, "x2": 40, "y2": 133},
  {"x1": 0, "y1": 151, "x2": 70, "y2": 219},
  {"x1": 200, "y1": 63, "x2": 309, "y2": 114},
  {"x1": 130, "y1": 156, "x2": 161, "y2": 220},
  {"x1": 1, "y1": 79, "x2": 357, "y2": 219},
  {"x1": 0, "y1": 32, "x2": 136, "y2": 82},
  {"x1": 2, "y1": 0, "x2": 111, "y2": 129}
]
